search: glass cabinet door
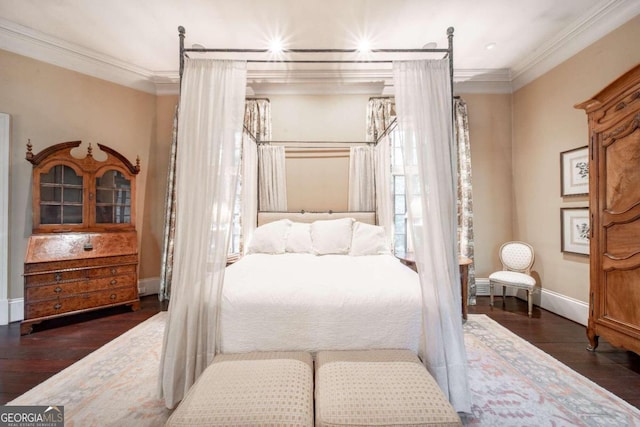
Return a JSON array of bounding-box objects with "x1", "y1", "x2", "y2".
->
[
  {"x1": 95, "y1": 170, "x2": 132, "y2": 224},
  {"x1": 39, "y1": 165, "x2": 83, "y2": 224}
]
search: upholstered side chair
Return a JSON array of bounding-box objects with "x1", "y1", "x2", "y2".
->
[{"x1": 489, "y1": 241, "x2": 538, "y2": 317}]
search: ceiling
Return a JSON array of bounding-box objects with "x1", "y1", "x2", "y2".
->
[{"x1": 1, "y1": 0, "x2": 638, "y2": 95}]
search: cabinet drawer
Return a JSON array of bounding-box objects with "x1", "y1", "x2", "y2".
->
[
  {"x1": 25, "y1": 264, "x2": 136, "y2": 287},
  {"x1": 25, "y1": 269, "x2": 87, "y2": 286},
  {"x1": 24, "y1": 254, "x2": 138, "y2": 275},
  {"x1": 86, "y1": 264, "x2": 136, "y2": 278},
  {"x1": 25, "y1": 287, "x2": 138, "y2": 319},
  {"x1": 25, "y1": 274, "x2": 136, "y2": 301}
]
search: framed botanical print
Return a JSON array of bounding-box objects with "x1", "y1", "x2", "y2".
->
[
  {"x1": 561, "y1": 146, "x2": 589, "y2": 196},
  {"x1": 561, "y1": 207, "x2": 590, "y2": 255}
]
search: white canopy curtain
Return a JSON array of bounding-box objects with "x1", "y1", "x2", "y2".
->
[
  {"x1": 393, "y1": 59, "x2": 471, "y2": 413},
  {"x1": 348, "y1": 146, "x2": 375, "y2": 211},
  {"x1": 258, "y1": 145, "x2": 287, "y2": 211},
  {"x1": 374, "y1": 137, "x2": 393, "y2": 248},
  {"x1": 159, "y1": 58, "x2": 247, "y2": 409},
  {"x1": 240, "y1": 99, "x2": 270, "y2": 254}
]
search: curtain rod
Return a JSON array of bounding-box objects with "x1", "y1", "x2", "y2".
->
[
  {"x1": 257, "y1": 140, "x2": 373, "y2": 145},
  {"x1": 178, "y1": 26, "x2": 454, "y2": 78}
]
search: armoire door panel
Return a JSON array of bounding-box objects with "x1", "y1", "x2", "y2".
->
[
  {"x1": 604, "y1": 128, "x2": 640, "y2": 213},
  {"x1": 605, "y1": 219, "x2": 640, "y2": 259},
  {"x1": 603, "y1": 269, "x2": 640, "y2": 327}
]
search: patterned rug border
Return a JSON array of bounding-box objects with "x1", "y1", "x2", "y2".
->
[
  {"x1": 463, "y1": 314, "x2": 640, "y2": 426},
  {"x1": 467, "y1": 313, "x2": 640, "y2": 414}
]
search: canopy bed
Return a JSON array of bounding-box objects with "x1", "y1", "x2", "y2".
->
[{"x1": 158, "y1": 25, "x2": 471, "y2": 414}]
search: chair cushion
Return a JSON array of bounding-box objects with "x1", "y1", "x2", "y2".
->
[
  {"x1": 166, "y1": 351, "x2": 313, "y2": 427},
  {"x1": 315, "y1": 349, "x2": 461, "y2": 427},
  {"x1": 489, "y1": 270, "x2": 536, "y2": 288}
]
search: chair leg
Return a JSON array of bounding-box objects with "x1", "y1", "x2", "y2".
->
[
  {"x1": 489, "y1": 282, "x2": 494, "y2": 306},
  {"x1": 527, "y1": 290, "x2": 533, "y2": 317}
]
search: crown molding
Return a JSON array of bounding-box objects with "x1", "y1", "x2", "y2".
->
[
  {"x1": 0, "y1": 17, "x2": 157, "y2": 94},
  {"x1": 511, "y1": 0, "x2": 640, "y2": 91},
  {"x1": 1, "y1": 1, "x2": 637, "y2": 97}
]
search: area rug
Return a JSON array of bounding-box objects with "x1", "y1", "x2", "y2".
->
[
  {"x1": 8, "y1": 313, "x2": 640, "y2": 426},
  {"x1": 461, "y1": 315, "x2": 640, "y2": 426}
]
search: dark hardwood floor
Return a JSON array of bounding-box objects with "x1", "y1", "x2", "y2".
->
[
  {"x1": 1, "y1": 295, "x2": 639, "y2": 410},
  {"x1": 0, "y1": 295, "x2": 167, "y2": 404}
]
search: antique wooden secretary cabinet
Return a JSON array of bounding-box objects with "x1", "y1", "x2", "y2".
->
[
  {"x1": 575, "y1": 64, "x2": 640, "y2": 355},
  {"x1": 21, "y1": 141, "x2": 141, "y2": 334}
]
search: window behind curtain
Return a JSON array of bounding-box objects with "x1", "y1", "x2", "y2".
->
[{"x1": 390, "y1": 128, "x2": 407, "y2": 254}]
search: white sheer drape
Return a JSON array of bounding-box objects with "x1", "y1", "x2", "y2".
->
[
  {"x1": 348, "y1": 146, "x2": 375, "y2": 211},
  {"x1": 258, "y1": 145, "x2": 287, "y2": 211},
  {"x1": 242, "y1": 132, "x2": 258, "y2": 253},
  {"x1": 374, "y1": 137, "x2": 393, "y2": 245},
  {"x1": 159, "y1": 58, "x2": 246, "y2": 409},
  {"x1": 393, "y1": 59, "x2": 471, "y2": 413}
]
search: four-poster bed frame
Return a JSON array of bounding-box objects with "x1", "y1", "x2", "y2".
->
[
  {"x1": 177, "y1": 25, "x2": 455, "y2": 120},
  {"x1": 176, "y1": 25, "x2": 455, "y2": 218},
  {"x1": 162, "y1": 25, "x2": 471, "y2": 413}
]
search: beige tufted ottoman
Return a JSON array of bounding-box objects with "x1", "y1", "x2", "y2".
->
[
  {"x1": 315, "y1": 350, "x2": 461, "y2": 427},
  {"x1": 166, "y1": 352, "x2": 314, "y2": 427}
]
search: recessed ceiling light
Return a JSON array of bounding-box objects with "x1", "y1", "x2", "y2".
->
[
  {"x1": 485, "y1": 42, "x2": 497, "y2": 50},
  {"x1": 269, "y1": 38, "x2": 284, "y2": 53},
  {"x1": 357, "y1": 38, "x2": 371, "y2": 53},
  {"x1": 423, "y1": 42, "x2": 437, "y2": 49}
]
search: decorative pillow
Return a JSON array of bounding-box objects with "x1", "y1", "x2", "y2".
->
[
  {"x1": 349, "y1": 222, "x2": 391, "y2": 255},
  {"x1": 311, "y1": 218, "x2": 355, "y2": 255},
  {"x1": 246, "y1": 219, "x2": 291, "y2": 254},
  {"x1": 286, "y1": 222, "x2": 313, "y2": 253}
]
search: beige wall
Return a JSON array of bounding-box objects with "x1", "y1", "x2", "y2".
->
[
  {"x1": 139, "y1": 95, "x2": 177, "y2": 278},
  {"x1": 458, "y1": 94, "x2": 513, "y2": 277},
  {"x1": 269, "y1": 94, "x2": 369, "y2": 211},
  {"x1": 512, "y1": 15, "x2": 640, "y2": 302},
  {"x1": 1, "y1": 49, "x2": 169, "y2": 301}
]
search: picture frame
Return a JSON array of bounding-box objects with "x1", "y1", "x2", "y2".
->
[
  {"x1": 561, "y1": 207, "x2": 590, "y2": 255},
  {"x1": 560, "y1": 146, "x2": 589, "y2": 196}
]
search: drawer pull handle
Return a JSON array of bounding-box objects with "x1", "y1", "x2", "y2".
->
[
  {"x1": 110, "y1": 294, "x2": 117, "y2": 300},
  {"x1": 54, "y1": 303, "x2": 62, "y2": 310},
  {"x1": 111, "y1": 268, "x2": 117, "y2": 275},
  {"x1": 54, "y1": 286, "x2": 62, "y2": 293},
  {"x1": 54, "y1": 273, "x2": 62, "y2": 282},
  {"x1": 110, "y1": 279, "x2": 117, "y2": 285}
]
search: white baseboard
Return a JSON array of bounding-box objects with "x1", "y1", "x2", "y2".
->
[
  {"x1": 476, "y1": 277, "x2": 588, "y2": 326},
  {"x1": 538, "y1": 289, "x2": 588, "y2": 326},
  {"x1": 138, "y1": 277, "x2": 160, "y2": 296},
  {"x1": 0, "y1": 298, "x2": 8, "y2": 325},
  {"x1": 7, "y1": 298, "x2": 24, "y2": 323}
]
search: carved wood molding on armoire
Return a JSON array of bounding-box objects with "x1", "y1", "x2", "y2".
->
[
  {"x1": 21, "y1": 141, "x2": 141, "y2": 335},
  {"x1": 575, "y1": 63, "x2": 640, "y2": 356}
]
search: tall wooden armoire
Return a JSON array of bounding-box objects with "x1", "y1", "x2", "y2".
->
[{"x1": 575, "y1": 64, "x2": 640, "y2": 355}]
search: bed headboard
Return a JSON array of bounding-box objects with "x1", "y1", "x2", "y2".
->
[{"x1": 257, "y1": 211, "x2": 376, "y2": 226}]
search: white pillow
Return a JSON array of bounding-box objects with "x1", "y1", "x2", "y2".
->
[
  {"x1": 286, "y1": 222, "x2": 313, "y2": 253},
  {"x1": 349, "y1": 221, "x2": 391, "y2": 256},
  {"x1": 311, "y1": 218, "x2": 355, "y2": 255},
  {"x1": 246, "y1": 219, "x2": 291, "y2": 254}
]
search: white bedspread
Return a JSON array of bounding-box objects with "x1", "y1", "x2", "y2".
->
[{"x1": 220, "y1": 253, "x2": 422, "y2": 353}]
